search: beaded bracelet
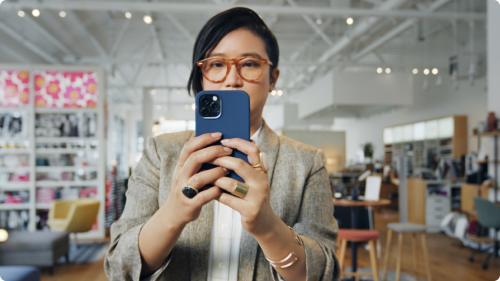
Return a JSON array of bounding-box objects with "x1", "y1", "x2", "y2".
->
[{"x1": 265, "y1": 226, "x2": 303, "y2": 269}]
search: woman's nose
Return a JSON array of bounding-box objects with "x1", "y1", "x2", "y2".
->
[{"x1": 224, "y1": 63, "x2": 243, "y2": 88}]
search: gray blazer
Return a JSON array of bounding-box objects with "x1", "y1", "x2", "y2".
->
[{"x1": 104, "y1": 121, "x2": 340, "y2": 281}]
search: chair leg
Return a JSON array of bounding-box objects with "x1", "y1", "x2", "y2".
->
[
  {"x1": 482, "y1": 252, "x2": 492, "y2": 270},
  {"x1": 368, "y1": 240, "x2": 380, "y2": 281},
  {"x1": 411, "y1": 233, "x2": 418, "y2": 280},
  {"x1": 74, "y1": 233, "x2": 79, "y2": 249},
  {"x1": 421, "y1": 233, "x2": 432, "y2": 281},
  {"x1": 382, "y1": 229, "x2": 393, "y2": 281},
  {"x1": 338, "y1": 238, "x2": 347, "y2": 277},
  {"x1": 395, "y1": 233, "x2": 403, "y2": 281}
]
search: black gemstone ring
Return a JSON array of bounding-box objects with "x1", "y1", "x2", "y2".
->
[{"x1": 182, "y1": 185, "x2": 198, "y2": 198}]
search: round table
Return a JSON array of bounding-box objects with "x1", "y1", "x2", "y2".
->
[{"x1": 332, "y1": 198, "x2": 390, "y2": 281}]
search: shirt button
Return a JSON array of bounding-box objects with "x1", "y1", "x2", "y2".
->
[{"x1": 219, "y1": 263, "x2": 225, "y2": 269}]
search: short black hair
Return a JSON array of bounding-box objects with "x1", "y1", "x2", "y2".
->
[{"x1": 187, "y1": 7, "x2": 279, "y2": 96}]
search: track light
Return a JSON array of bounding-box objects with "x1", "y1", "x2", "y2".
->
[
  {"x1": 377, "y1": 67, "x2": 383, "y2": 74},
  {"x1": 277, "y1": 90, "x2": 283, "y2": 96},
  {"x1": 59, "y1": 11, "x2": 66, "y2": 18},
  {"x1": 346, "y1": 18, "x2": 354, "y2": 25},
  {"x1": 412, "y1": 68, "x2": 418, "y2": 75},
  {"x1": 432, "y1": 68, "x2": 438, "y2": 75},
  {"x1": 385, "y1": 68, "x2": 391, "y2": 74},
  {"x1": 32, "y1": 9, "x2": 40, "y2": 17},
  {"x1": 143, "y1": 15, "x2": 153, "y2": 24},
  {"x1": 271, "y1": 90, "x2": 276, "y2": 96},
  {"x1": 423, "y1": 69, "x2": 430, "y2": 75},
  {"x1": 18, "y1": 10, "x2": 25, "y2": 17},
  {"x1": 125, "y1": 12, "x2": 132, "y2": 19}
]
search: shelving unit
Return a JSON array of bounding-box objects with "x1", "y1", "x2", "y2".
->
[
  {"x1": 0, "y1": 65, "x2": 106, "y2": 238},
  {"x1": 383, "y1": 116, "x2": 467, "y2": 176}
]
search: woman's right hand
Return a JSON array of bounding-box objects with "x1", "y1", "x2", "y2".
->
[{"x1": 160, "y1": 132, "x2": 232, "y2": 227}]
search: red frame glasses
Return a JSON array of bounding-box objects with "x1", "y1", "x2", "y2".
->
[{"x1": 197, "y1": 56, "x2": 273, "y2": 83}]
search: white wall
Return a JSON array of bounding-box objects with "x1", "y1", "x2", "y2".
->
[
  {"x1": 331, "y1": 74, "x2": 488, "y2": 163},
  {"x1": 488, "y1": 0, "x2": 500, "y2": 114}
]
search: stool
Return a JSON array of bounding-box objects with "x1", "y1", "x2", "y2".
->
[
  {"x1": 381, "y1": 223, "x2": 432, "y2": 281},
  {"x1": 337, "y1": 229, "x2": 380, "y2": 281}
]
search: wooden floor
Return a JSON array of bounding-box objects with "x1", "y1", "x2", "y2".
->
[{"x1": 41, "y1": 212, "x2": 500, "y2": 281}]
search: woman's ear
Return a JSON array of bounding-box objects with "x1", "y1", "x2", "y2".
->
[{"x1": 268, "y1": 68, "x2": 280, "y2": 92}]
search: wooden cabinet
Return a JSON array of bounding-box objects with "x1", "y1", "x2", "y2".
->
[
  {"x1": 461, "y1": 183, "x2": 489, "y2": 214},
  {"x1": 407, "y1": 178, "x2": 452, "y2": 232}
]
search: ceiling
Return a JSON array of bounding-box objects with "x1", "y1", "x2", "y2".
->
[{"x1": 0, "y1": 0, "x2": 487, "y2": 116}]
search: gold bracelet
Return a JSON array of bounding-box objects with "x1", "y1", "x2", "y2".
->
[{"x1": 264, "y1": 226, "x2": 303, "y2": 269}]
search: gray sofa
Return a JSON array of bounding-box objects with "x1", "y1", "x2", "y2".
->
[
  {"x1": 0, "y1": 231, "x2": 69, "y2": 274},
  {"x1": 0, "y1": 266, "x2": 41, "y2": 281}
]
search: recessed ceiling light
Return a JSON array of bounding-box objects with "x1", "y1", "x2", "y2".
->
[
  {"x1": 412, "y1": 68, "x2": 418, "y2": 75},
  {"x1": 271, "y1": 90, "x2": 276, "y2": 96},
  {"x1": 125, "y1": 12, "x2": 132, "y2": 19},
  {"x1": 385, "y1": 68, "x2": 391, "y2": 74},
  {"x1": 59, "y1": 11, "x2": 66, "y2": 18},
  {"x1": 18, "y1": 10, "x2": 25, "y2": 17},
  {"x1": 32, "y1": 9, "x2": 40, "y2": 17},
  {"x1": 316, "y1": 19, "x2": 322, "y2": 25},
  {"x1": 277, "y1": 90, "x2": 283, "y2": 96},
  {"x1": 143, "y1": 15, "x2": 153, "y2": 24},
  {"x1": 377, "y1": 67, "x2": 383, "y2": 74},
  {"x1": 346, "y1": 18, "x2": 354, "y2": 25},
  {"x1": 423, "y1": 68, "x2": 430, "y2": 75},
  {"x1": 432, "y1": 68, "x2": 438, "y2": 75}
]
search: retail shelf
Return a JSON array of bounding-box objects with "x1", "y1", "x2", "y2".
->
[
  {"x1": 0, "y1": 203, "x2": 30, "y2": 210},
  {"x1": 0, "y1": 182, "x2": 31, "y2": 190},
  {"x1": 36, "y1": 180, "x2": 99, "y2": 187},
  {"x1": 36, "y1": 148, "x2": 95, "y2": 154},
  {"x1": 36, "y1": 166, "x2": 97, "y2": 173},
  {"x1": 0, "y1": 137, "x2": 30, "y2": 142},
  {"x1": 35, "y1": 108, "x2": 98, "y2": 114},
  {"x1": 474, "y1": 131, "x2": 500, "y2": 137},
  {"x1": 35, "y1": 137, "x2": 98, "y2": 143},
  {"x1": 0, "y1": 149, "x2": 30, "y2": 154},
  {"x1": 36, "y1": 203, "x2": 52, "y2": 209},
  {"x1": 0, "y1": 167, "x2": 31, "y2": 173},
  {"x1": 0, "y1": 107, "x2": 30, "y2": 113}
]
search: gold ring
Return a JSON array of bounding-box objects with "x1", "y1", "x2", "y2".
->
[
  {"x1": 182, "y1": 182, "x2": 198, "y2": 199},
  {"x1": 252, "y1": 152, "x2": 269, "y2": 173},
  {"x1": 232, "y1": 182, "x2": 249, "y2": 198}
]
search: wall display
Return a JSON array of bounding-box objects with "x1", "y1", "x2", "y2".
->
[
  {"x1": 0, "y1": 70, "x2": 30, "y2": 108},
  {"x1": 0, "y1": 66, "x2": 106, "y2": 238}
]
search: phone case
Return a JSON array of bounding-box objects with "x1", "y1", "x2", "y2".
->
[{"x1": 195, "y1": 90, "x2": 250, "y2": 184}]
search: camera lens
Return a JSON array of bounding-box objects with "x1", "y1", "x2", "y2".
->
[
  {"x1": 200, "y1": 107, "x2": 211, "y2": 117},
  {"x1": 210, "y1": 102, "x2": 220, "y2": 111},
  {"x1": 200, "y1": 96, "x2": 210, "y2": 106}
]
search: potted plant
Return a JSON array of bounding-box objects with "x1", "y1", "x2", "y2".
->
[{"x1": 362, "y1": 142, "x2": 374, "y2": 158}]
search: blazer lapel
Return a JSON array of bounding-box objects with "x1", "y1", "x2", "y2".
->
[{"x1": 238, "y1": 120, "x2": 280, "y2": 281}]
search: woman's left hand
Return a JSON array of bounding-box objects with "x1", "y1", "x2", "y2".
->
[{"x1": 210, "y1": 138, "x2": 279, "y2": 237}]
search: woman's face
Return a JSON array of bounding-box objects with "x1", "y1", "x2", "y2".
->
[{"x1": 201, "y1": 28, "x2": 279, "y2": 124}]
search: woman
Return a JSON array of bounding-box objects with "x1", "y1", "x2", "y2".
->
[{"x1": 105, "y1": 7, "x2": 340, "y2": 281}]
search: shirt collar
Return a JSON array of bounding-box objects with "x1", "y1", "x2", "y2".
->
[{"x1": 250, "y1": 123, "x2": 263, "y2": 146}]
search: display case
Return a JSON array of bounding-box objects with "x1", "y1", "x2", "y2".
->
[{"x1": 0, "y1": 65, "x2": 106, "y2": 238}]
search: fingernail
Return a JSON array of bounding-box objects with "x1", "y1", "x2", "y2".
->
[
  {"x1": 223, "y1": 147, "x2": 232, "y2": 152},
  {"x1": 212, "y1": 132, "x2": 222, "y2": 138},
  {"x1": 223, "y1": 168, "x2": 229, "y2": 173},
  {"x1": 220, "y1": 139, "x2": 229, "y2": 144}
]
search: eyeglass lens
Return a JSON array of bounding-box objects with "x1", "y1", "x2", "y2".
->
[{"x1": 202, "y1": 57, "x2": 264, "y2": 81}]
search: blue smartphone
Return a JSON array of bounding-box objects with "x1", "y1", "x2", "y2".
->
[{"x1": 195, "y1": 90, "x2": 250, "y2": 186}]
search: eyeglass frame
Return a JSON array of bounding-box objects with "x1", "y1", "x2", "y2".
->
[{"x1": 197, "y1": 56, "x2": 274, "y2": 83}]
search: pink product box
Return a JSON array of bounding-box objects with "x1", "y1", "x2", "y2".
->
[
  {"x1": 9, "y1": 173, "x2": 29, "y2": 182},
  {"x1": 80, "y1": 188, "x2": 97, "y2": 198},
  {"x1": 36, "y1": 188, "x2": 55, "y2": 203}
]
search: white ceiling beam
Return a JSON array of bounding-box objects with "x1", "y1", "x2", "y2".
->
[
  {"x1": 285, "y1": 0, "x2": 333, "y2": 46},
  {"x1": 22, "y1": 16, "x2": 75, "y2": 56},
  {"x1": 0, "y1": 20, "x2": 59, "y2": 64},
  {"x1": 289, "y1": 17, "x2": 335, "y2": 61},
  {"x1": 289, "y1": 0, "x2": 411, "y2": 87},
  {"x1": 0, "y1": 44, "x2": 32, "y2": 63},
  {"x1": 0, "y1": 2, "x2": 486, "y2": 20},
  {"x1": 351, "y1": 0, "x2": 452, "y2": 62},
  {"x1": 66, "y1": 11, "x2": 107, "y2": 57},
  {"x1": 164, "y1": 13, "x2": 195, "y2": 43},
  {"x1": 132, "y1": 42, "x2": 155, "y2": 85},
  {"x1": 109, "y1": 18, "x2": 132, "y2": 58}
]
